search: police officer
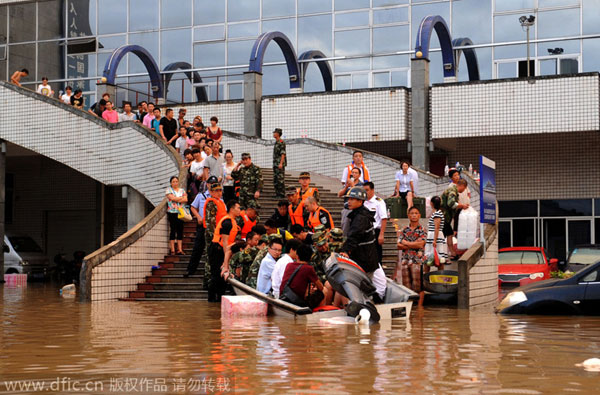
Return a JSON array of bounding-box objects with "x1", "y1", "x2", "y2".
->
[
  {"x1": 339, "y1": 186, "x2": 378, "y2": 274},
  {"x1": 231, "y1": 153, "x2": 263, "y2": 209},
  {"x1": 273, "y1": 128, "x2": 287, "y2": 198},
  {"x1": 305, "y1": 196, "x2": 334, "y2": 231},
  {"x1": 363, "y1": 182, "x2": 388, "y2": 265}
]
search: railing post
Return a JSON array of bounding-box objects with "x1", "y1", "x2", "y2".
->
[
  {"x1": 243, "y1": 71, "x2": 263, "y2": 138},
  {"x1": 0, "y1": 140, "x2": 5, "y2": 281},
  {"x1": 457, "y1": 259, "x2": 469, "y2": 309},
  {"x1": 410, "y1": 58, "x2": 431, "y2": 171}
]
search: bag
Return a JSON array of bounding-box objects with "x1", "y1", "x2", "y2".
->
[
  {"x1": 279, "y1": 265, "x2": 307, "y2": 307},
  {"x1": 178, "y1": 205, "x2": 193, "y2": 222},
  {"x1": 433, "y1": 249, "x2": 441, "y2": 268}
]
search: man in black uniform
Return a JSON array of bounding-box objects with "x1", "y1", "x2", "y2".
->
[{"x1": 339, "y1": 186, "x2": 378, "y2": 275}]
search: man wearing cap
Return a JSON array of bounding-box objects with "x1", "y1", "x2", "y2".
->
[
  {"x1": 309, "y1": 231, "x2": 330, "y2": 284},
  {"x1": 340, "y1": 186, "x2": 379, "y2": 274},
  {"x1": 232, "y1": 153, "x2": 263, "y2": 209},
  {"x1": 273, "y1": 128, "x2": 287, "y2": 198},
  {"x1": 287, "y1": 187, "x2": 308, "y2": 228},
  {"x1": 229, "y1": 231, "x2": 261, "y2": 283},
  {"x1": 363, "y1": 181, "x2": 388, "y2": 266},
  {"x1": 236, "y1": 206, "x2": 259, "y2": 240},
  {"x1": 305, "y1": 196, "x2": 334, "y2": 232},
  {"x1": 328, "y1": 228, "x2": 345, "y2": 253},
  {"x1": 246, "y1": 234, "x2": 283, "y2": 289},
  {"x1": 297, "y1": 172, "x2": 320, "y2": 204},
  {"x1": 203, "y1": 181, "x2": 227, "y2": 287}
]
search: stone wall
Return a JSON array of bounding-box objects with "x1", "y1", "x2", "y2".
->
[{"x1": 468, "y1": 237, "x2": 499, "y2": 308}]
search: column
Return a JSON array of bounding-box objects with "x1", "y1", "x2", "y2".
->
[
  {"x1": 127, "y1": 186, "x2": 145, "y2": 230},
  {"x1": 0, "y1": 140, "x2": 5, "y2": 280},
  {"x1": 410, "y1": 58, "x2": 430, "y2": 171},
  {"x1": 243, "y1": 71, "x2": 263, "y2": 138}
]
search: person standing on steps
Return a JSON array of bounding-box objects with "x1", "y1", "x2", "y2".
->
[
  {"x1": 231, "y1": 153, "x2": 263, "y2": 210},
  {"x1": 185, "y1": 176, "x2": 217, "y2": 279},
  {"x1": 165, "y1": 176, "x2": 187, "y2": 256},
  {"x1": 286, "y1": 187, "x2": 307, "y2": 228},
  {"x1": 201, "y1": 178, "x2": 226, "y2": 287},
  {"x1": 297, "y1": 172, "x2": 320, "y2": 204},
  {"x1": 273, "y1": 128, "x2": 287, "y2": 199},
  {"x1": 338, "y1": 167, "x2": 364, "y2": 236}
]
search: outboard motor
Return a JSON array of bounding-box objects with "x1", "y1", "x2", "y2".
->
[{"x1": 324, "y1": 253, "x2": 380, "y2": 323}]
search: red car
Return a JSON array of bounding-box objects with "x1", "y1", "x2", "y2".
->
[{"x1": 498, "y1": 247, "x2": 559, "y2": 287}]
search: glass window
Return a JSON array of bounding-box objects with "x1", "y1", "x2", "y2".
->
[
  {"x1": 373, "y1": 71, "x2": 390, "y2": 87},
  {"x1": 8, "y1": 44, "x2": 35, "y2": 82},
  {"x1": 262, "y1": 64, "x2": 289, "y2": 95},
  {"x1": 227, "y1": 0, "x2": 259, "y2": 22},
  {"x1": 262, "y1": 0, "x2": 294, "y2": 18},
  {"x1": 67, "y1": 53, "x2": 96, "y2": 90},
  {"x1": 298, "y1": 14, "x2": 332, "y2": 55},
  {"x1": 0, "y1": 6, "x2": 7, "y2": 43},
  {"x1": 228, "y1": 22, "x2": 259, "y2": 39},
  {"x1": 352, "y1": 73, "x2": 368, "y2": 89},
  {"x1": 335, "y1": 0, "x2": 370, "y2": 11},
  {"x1": 411, "y1": 3, "x2": 449, "y2": 49},
  {"x1": 335, "y1": 11, "x2": 369, "y2": 28},
  {"x1": 373, "y1": 7, "x2": 408, "y2": 25},
  {"x1": 458, "y1": 47, "x2": 492, "y2": 80},
  {"x1": 161, "y1": 28, "x2": 191, "y2": 67},
  {"x1": 227, "y1": 39, "x2": 253, "y2": 66},
  {"x1": 194, "y1": 42, "x2": 225, "y2": 68},
  {"x1": 298, "y1": 0, "x2": 331, "y2": 14},
  {"x1": 494, "y1": 14, "x2": 528, "y2": 43},
  {"x1": 373, "y1": 25, "x2": 409, "y2": 53},
  {"x1": 499, "y1": 250, "x2": 543, "y2": 264},
  {"x1": 494, "y1": 44, "x2": 527, "y2": 59},
  {"x1": 568, "y1": 220, "x2": 591, "y2": 253},
  {"x1": 540, "y1": 199, "x2": 593, "y2": 217},
  {"x1": 194, "y1": 0, "x2": 225, "y2": 24},
  {"x1": 335, "y1": 74, "x2": 351, "y2": 90},
  {"x1": 452, "y1": 0, "x2": 492, "y2": 44},
  {"x1": 38, "y1": 0, "x2": 65, "y2": 40},
  {"x1": 583, "y1": 0, "x2": 600, "y2": 34},
  {"x1": 373, "y1": 0, "x2": 408, "y2": 6},
  {"x1": 37, "y1": 41, "x2": 63, "y2": 81},
  {"x1": 373, "y1": 54, "x2": 409, "y2": 69},
  {"x1": 391, "y1": 70, "x2": 407, "y2": 86},
  {"x1": 262, "y1": 18, "x2": 296, "y2": 44},
  {"x1": 499, "y1": 200, "x2": 537, "y2": 218},
  {"x1": 227, "y1": 82, "x2": 242, "y2": 99},
  {"x1": 161, "y1": 0, "x2": 191, "y2": 28},
  {"x1": 497, "y1": 62, "x2": 517, "y2": 78},
  {"x1": 499, "y1": 221, "x2": 511, "y2": 248},
  {"x1": 98, "y1": 0, "x2": 127, "y2": 34},
  {"x1": 194, "y1": 25, "x2": 225, "y2": 41},
  {"x1": 539, "y1": 58, "x2": 557, "y2": 75},
  {"x1": 538, "y1": 9, "x2": 579, "y2": 39},
  {"x1": 596, "y1": 198, "x2": 600, "y2": 215},
  {"x1": 583, "y1": 38, "x2": 600, "y2": 72},
  {"x1": 9, "y1": 3, "x2": 36, "y2": 42},
  {"x1": 303, "y1": 62, "x2": 326, "y2": 92},
  {"x1": 537, "y1": 39, "x2": 580, "y2": 57},
  {"x1": 495, "y1": 0, "x2": 535, "y2": 11},
  {"x1": 334, "y1": 29, "x2": 369, "y2": 56},
  {"x1": 129, "y1": 0, "x2": 159, "y2": 32},
  {"x1": 334, "y1": 58, "x2": 370, "y2": 72},
  {"x1": 128, "y1": 32, "x2": 159, "y2": 72},
  {"x1": 67, "y1": 0, "x2": 97, "y2": 37},
  {"x1": 596, "y1": 219, "x2": 600, "y2": 243},
  {"x1": 98, "y1": 35, "x2": 126, "y2": 52},
  {"x1": 538, "y1": 0, "x2": 580, "y2": 7},
  {"x1": 513, "y1": 219, "x2": 536, "y2": 246}
]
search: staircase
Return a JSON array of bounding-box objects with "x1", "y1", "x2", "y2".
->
[{"x1": 121, "y1": 168, "x2": 401, "y2": 301}]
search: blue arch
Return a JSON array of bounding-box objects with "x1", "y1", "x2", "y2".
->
[
  {"x1": 452, "y1": 38, "x2": 480, "y2": 81},
  {"x1": 103, "y1": 45, "x2": 164, "y2": 98},
  {"x1": 249, "y1": 31, "x2": 301, "y2": 90},
  {"x1": 163, "y1": 62, "x2": 208, "y2": 102},
  {"x1": 298, "y1": 50, "x2": 333, "y2": 91},
  {"x1": 414, "y1": 15, "x2": 456, "y2": 79}
]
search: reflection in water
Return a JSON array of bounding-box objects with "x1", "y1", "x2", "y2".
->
[{"x1": 1, "y1": 283, "x2": 600, "y2": 393}]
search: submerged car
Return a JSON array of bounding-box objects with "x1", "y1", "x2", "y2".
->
[
  {"x1": 498, "y1": 247, "x2": 558, "y2": 287},
  {"x1": 3, "y1": 235, "x2": 52, "y2": 280},
  {"x1": 562, "y1": 244, "x2": 600, "y2": 272},
  {"x1": 497, "y1": 259, "x2": 600, "y2": 315}
]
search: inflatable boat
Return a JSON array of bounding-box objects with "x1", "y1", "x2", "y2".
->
[{"x1": 228, "y1": 253, "x2": 418, "y2": 323}]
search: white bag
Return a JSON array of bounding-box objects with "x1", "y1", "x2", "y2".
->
[{"x1": 457, "y1": 207, "x2": 479, "y2": 250}]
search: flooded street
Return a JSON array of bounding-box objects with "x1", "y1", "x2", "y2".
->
[{"x1": 1, "y1": 283, "x2": 599, "y2": 394}]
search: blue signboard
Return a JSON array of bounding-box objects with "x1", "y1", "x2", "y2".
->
[{"x1": 479, "y1": 155, "x2": 496, "y2": 224}]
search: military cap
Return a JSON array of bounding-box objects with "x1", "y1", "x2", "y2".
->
[
  {"x1": 315, "y1": 232, "x2": 329, "y2": 247},
  {"x1": 285, "y1": 186, "x2": 298, "y2": 195},
  {"x1": 299, "y1": 171, "x2": 311, "y2": 179},
  {"x1": 330, "y1": 228, "x2": 344, "y2": 241},
  {"x1": 207, "y1": 175, "x2": 219, "y2": 184},
  {"x1": 209, "y1": 183, "x2": 222, "y2": 191},
  {"x1": 313, "y1": 224, "x2": 326, "y2": 234},
  {"x1": 268, "y1": 233, "x2": 283, "y2": 242},
  {"x1": 241, "y1": 152, "x2": 251, "y2": 159},
  {"x1": 259, "y1": 234, "x2": 269, "y2": 243}
]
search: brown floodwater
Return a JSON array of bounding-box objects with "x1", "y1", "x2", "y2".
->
[{"x1": 1, "y1": 283, "x2": 600, "y2": 394}]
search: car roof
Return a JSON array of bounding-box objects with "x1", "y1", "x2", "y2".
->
[
  {"x1": 572, "y1": 244, "x2": 600, "y2": 250},
  {"x1": 499, "y1": 247, "x2": 543, "y2": 252}
]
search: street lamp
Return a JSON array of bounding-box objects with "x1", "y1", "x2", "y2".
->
[{"x1": 519, "y1": 15, "x2": 535, "y2": 77}]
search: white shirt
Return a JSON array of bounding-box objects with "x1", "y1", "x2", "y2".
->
[
  {"x1": 256, "y1": 253, "x2": 278, "y2": 294},
  {"x1": 36, "y1": 84, "x2": 53, "y2": 97},
  {"x1": 190, "y1": 160, "x2": 205, "y2": 177},
  {"x1": 61, "y1": 93, "x2": 72, "y2": 104},
  {"x1": 364, "y1": 195, "x2": 388, "y2": 229},
  {"x1": 341, "y1": 164, "x2": 366, "y2": 184},
  {"x1": 271, "y1": 254, "x2": 293, "y2": 299},
  {"x1": 395, "y1": 168, "x2": 419, "y2": 194}
]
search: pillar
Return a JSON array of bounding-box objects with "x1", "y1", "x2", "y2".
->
[
  {"x1": 410, "y1": 58, "x2": 431, "y2": 171},
  {"x1": 126, "y1": 186, "x2": 145, "y2": 230},
  {"x1": 244, "y1": 71, "x2": 263, "y2": 138},
  {"x1": 0, "y1": 140, "x2": 5, "y2": 280}
]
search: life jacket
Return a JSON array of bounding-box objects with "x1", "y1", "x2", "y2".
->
[
  {"x1": 212, "y1": 215, "x2": 240, "y2": 247},
  {"x1": 297, "y1": 187, "x2": 317, "y2": 202},
  {"x1": 203, "y1": 197, "x2": 227, "y2": 227},
  {"x1": 346, "y1": 163, "x2": 370, "y2": 182},
  {"x1": 240, "y1": 211, "x2": 257, "y2": 239},
  {"x1": 308, "y1": 206, "x2": 334, "y2": 231},
  {"x1": 288, "y1": 201, "x2": 306, "y2": 226}
]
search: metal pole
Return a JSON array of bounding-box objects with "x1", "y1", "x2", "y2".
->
[{"x1": 526, "y1": 25, "x2": 530, "y2": 77}]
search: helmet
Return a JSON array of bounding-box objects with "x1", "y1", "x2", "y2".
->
[
  {"x1": 345, "y1": 186, "x2": 367, "y2": 201},
  {"x1": 206, "y1": 175, "x2": 219, "y2": 184}
]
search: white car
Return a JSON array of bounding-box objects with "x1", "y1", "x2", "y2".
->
[{"x1": 3, "y1": 235, "x2": 52, "y2": 280}]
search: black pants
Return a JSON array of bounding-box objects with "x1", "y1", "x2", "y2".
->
[
  {"x1": 223, "y1": 186, "x2": 235, "y2": 204},
  {"x1": 208, "y1": 242, "x2": 226, "y2": 302},
  {"x1": 167, "y1": 212, "x2": 184, "y2": 240},
  {"x1": 374, "y1": 228, "x2": 383, "y2": 264},
  {"x1": 187, "y1": 224, "x2": 205, "y2": 275}
]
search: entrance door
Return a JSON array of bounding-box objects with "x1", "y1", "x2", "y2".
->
[
  {"x1": 568, "y1": 220, "x2": 591, "y2": 253},
  {"x1": 543, "y1": 219, "x2": 566, "y2": 261}
]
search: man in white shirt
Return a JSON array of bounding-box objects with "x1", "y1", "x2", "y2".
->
[
  {"x1": 119, "y1": 101, "x2": 138, "y2": 122},
  {"x1": 256, "y1": 239, "x2": 283, "y2": 294},
  {"x1": 362, "y1": 181, "x2": 389, "y2": 301},
  {"x1": 271, "y1": 238, "x2": 301, "y2": 298}
]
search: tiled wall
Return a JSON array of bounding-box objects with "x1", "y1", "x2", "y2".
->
[
  {"x1": 170, "y1": 101, "x2": 244, "y2": 134},
  {"x1": 469, "y1": 237, "x2": 499, "y2": 308},
  {"x1": 261, "y1": 88, "x2": 410, "y2": 143},
  {"x1": 91, "y1": 214, "x2": 168, "y2": 301},
  {"x1": 432, "y1": 74, "x2": 600, "y2": 139}
]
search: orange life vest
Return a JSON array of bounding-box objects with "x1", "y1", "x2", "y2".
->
[
  {"x1": 308, "y1": 206, "x2": 334, "y2": 231},
  {"x1": 212, "y1": 215, "x2": 240, "y2": 247},
  {"x1": 346, "y1": 163, "x2": 370, "y2": 182},
  {"x1": 297, "y1": 187, "x2": 317, "y2": 202},
  {"x1": 239, "y1": 211, "x2": 257, "y2": 239},
  {"x1": 203, "y1": 197, "x2": 227, "y2": 227},
  {"x1": 288, "y1": 201, "x2": 306, "y2": 226}
]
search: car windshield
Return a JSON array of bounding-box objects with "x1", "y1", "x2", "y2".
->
[
  {"x1": 8, "y1": 236, "x2": 42, "y2": 253},
  {"x1": 568, "y1": 248, "x2": 600, "y2": 265},
  {"x1": 499, "y1": 251, "x2": 543, "y2": 265}
]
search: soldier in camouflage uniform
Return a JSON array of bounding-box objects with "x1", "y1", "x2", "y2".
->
[
  {"x1": 273, "y1": 128, "x2": 287, "y2": 198},
  {"x1": 203, "y1": 183, "x2": 224, "y2": 289},
  {"x1": 329, "y1": 227, "x2": 345, "y2": 253},
  {"x1": 309, "y1": 231, "x2": 330, "y2": 284},
  {"x1": 229, "y1": 232, "x2": 262, "y2": 283},
  {"x1": 246, "y1": 234, "x2": 282, "y2": 288},
  {"x1": 231, "y1": 152, "x2": 263, "y2": 209}
]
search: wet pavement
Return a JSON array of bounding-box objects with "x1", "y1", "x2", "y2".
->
[{"x1": 1, "y1": 283, "x2": 600, "y2": 394}]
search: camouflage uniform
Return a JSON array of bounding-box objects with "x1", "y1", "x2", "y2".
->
[
  {"x1": 309, "y1": 233, "x2": 330, "y2": 283},
  {"x1": 329, "y1": 228, "x2": 345, "y2": 253},
  {"x1": 229, "y1": 246, "x2": 259, "y2": 284},
  {"x1": 232, "y1": 163, "x2": 263, "y2": 209},
  {"x1": 203, "y1": 200, "x2": 219, "y2": 289},
  {"x1": 273, "y1": 139, "x2": 287, "y2": 198},
  {"x1": 246, "y1": 234, "x2": 282, "y2": 288}
]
